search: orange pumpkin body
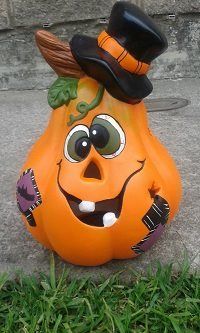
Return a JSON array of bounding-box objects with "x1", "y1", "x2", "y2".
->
[{"x1": 17, "y1": 77, "x2": 181, "y2": 266}]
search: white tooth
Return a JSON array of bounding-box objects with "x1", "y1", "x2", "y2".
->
[
  {"x1": 79, "y1": 201, "x2": 95, "y2": 213},
  {"x1": 103, "y1": 212, "x2": 117, "y2": 227}
]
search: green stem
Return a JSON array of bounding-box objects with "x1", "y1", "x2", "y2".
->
[{"x1": 67, "y1": 84, "x2": 105, "y2": 126}]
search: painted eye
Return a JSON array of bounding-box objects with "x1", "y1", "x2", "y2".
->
[
  {"x1": 64, "y1": 125, "x2": 91, "y2": 163},
  {"x1": 90, "y1": 114, "x2": 125, "y2": 158}
]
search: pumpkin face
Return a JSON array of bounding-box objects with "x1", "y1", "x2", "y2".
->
[{"x1": 16, "y1": 77, "x2": 181, "y2": 266}]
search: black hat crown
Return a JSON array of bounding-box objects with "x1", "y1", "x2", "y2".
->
[
  {"x1": 107, "y1": 1, "x2": 167, "y2": 63},
  {"x1": 70, "y1": 1, "x2": 168, "y2": 104}
]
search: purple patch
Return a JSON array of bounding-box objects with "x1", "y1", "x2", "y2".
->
[
  {"x1": 132, "y1": 195, "x2": 170, "y2": 255},
  {"x1": 140, "y1": 224, "x2": 165, "y2": 252},
  {"x1": 16, "y1": 169, "x2": 42, "y2": 226},
  {"x1": 132, "y1": 224, "x2": 165, "y2": 254}
]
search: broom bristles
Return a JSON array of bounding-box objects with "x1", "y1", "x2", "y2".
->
[{"x1": 35, "y1": 30, "x2": 84, "y2": 78}]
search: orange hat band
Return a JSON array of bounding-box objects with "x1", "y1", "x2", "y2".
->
[{"x1": 98, "y1": 31, "x2": 150, "y2": 75}]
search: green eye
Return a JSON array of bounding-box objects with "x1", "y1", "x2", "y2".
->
[
  {"x1": 64, "y1": 125, "x2": 91, "y2": 163},
  {"x1": 90, "y1": 114, "x2": 125, "y2": 158}
]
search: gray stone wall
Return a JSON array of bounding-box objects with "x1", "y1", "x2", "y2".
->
[{"x1": 0, "y1": 0, "x2": 200, "y2": 90}]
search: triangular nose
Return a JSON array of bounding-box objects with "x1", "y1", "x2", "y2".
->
[{"x1": 83, "y1": 161, "x2": 102, "y2": 180}]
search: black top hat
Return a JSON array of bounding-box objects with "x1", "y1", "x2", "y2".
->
[{"x1": 70, "y1": 1, "x2": 168, "y2": 105}]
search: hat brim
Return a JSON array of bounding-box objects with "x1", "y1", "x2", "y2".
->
[{"x1": 70, "y1": 35, "x2": 153, "y2": 104}]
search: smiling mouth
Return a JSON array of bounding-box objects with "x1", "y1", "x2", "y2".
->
[{"x1": 57, "y1": 159, "x2": 145, "y2": 227}]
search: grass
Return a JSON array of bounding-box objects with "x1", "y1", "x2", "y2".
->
[{"x1": 0, "y1": 255, "x2": 199, "y2": 333}]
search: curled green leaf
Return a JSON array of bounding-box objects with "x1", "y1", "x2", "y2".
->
[{"x1": 48, "y1": 77, "x2": 79, "y2": 109}]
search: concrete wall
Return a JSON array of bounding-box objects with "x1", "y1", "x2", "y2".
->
[{"x1": 0, "y1": 0, "x2": 200, "y2": 90}]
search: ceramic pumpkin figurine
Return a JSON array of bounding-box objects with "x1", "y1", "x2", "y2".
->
[{"x1": 16, "y1": 2, "x2": 181, "y2": 266}]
